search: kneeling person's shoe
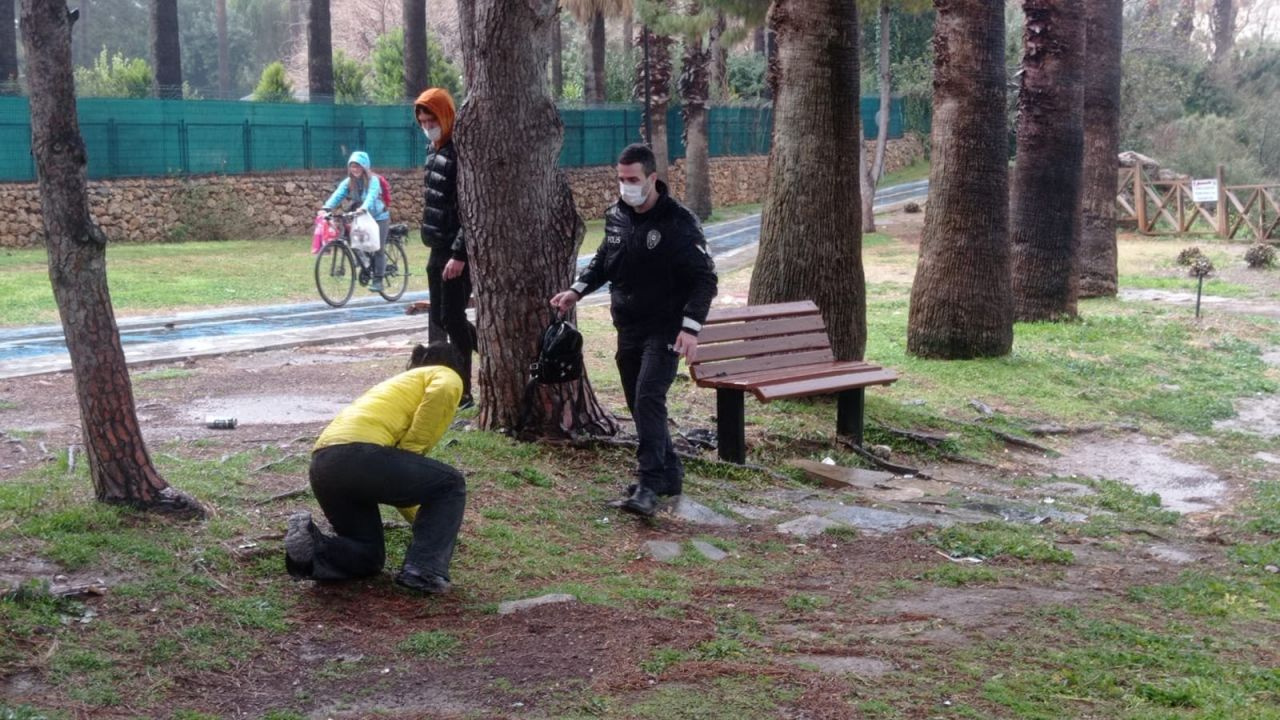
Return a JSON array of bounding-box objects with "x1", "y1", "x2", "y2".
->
[
  {"x1": 394, "y1": 569, "x2": 451, "y2": 595},
  {"x1": 621, "y1": 486, "x2": 658, "y2": 517},
  {"x1": 284, "y1": 511, "x2": 315, "y2": 576}
]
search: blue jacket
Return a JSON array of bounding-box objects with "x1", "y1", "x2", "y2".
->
[{"x1": 324, "y1": 175, "x2": 390, "y2": 222}]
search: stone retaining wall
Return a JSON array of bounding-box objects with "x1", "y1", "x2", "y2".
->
[{"x1": 0, "y1": 134, "x2": 924, "y2": 248}]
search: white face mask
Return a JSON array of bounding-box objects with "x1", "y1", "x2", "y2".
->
[
  {"x1": 425, "y1": 126, "x2": 442, "y2": 143},
  {"x1": 619, "y1": 179, "x2": 650, "y2": 207}
]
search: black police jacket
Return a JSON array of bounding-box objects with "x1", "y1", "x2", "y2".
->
[
  {"x1": 421, "y1": 140, "x2": 466, "y2": 261},
  {"x1": 572, "y1": 181, "x2": 718, "y2": 335}
]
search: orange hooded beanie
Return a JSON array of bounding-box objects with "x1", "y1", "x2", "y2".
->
[{"x1": 414, "y1": 88, "x2": 456, "y2": 149}]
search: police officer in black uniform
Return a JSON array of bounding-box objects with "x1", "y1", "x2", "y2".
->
[{"x1": 551, "y1": 144, "x2": 718, "y2": 516}]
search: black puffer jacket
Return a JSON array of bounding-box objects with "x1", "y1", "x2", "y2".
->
[
  {"x1": 421, "y1": 140, "x2": 466, "y2": 261},
  {"x1": 572, "y1": 181, "x2": 718, "y2": 335}
]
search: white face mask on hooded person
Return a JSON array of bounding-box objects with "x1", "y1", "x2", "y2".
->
[
  {"x1": 424, "y1": 126, "x2": 442, "y2": 143},
  {"x1": 619, "y1": 177, "x2": 650, "y2": 207}
]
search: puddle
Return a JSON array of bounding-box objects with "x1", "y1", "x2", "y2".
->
[
  {"x1": 187, "y1": 394, "x2": 349, "y2": 425},
  {"x1": 1041, "y1": 436, "x2": 1226, "y2": 514},
  {"x1": 1214, "y1": 394, "x2": 1280, "y2": 439}
]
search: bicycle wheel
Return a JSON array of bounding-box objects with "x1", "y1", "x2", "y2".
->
[
  {"x1": 379, "y1": 241, "x2": 410, "y2": 302},
  {"x1": 315, "y1": 242, "x2": 356, "y2": 307}
]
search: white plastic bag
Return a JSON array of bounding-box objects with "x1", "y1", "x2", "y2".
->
[{"x1": 349, "y1": 213, "x2": 381, "y2": 252}]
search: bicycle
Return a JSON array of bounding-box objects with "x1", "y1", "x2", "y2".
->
[{"x1": 314, "y1": 210, "x2": 411, "y2": 307}]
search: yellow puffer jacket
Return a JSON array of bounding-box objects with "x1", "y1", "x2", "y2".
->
[{"x1": 315, "y1": 366, "x2": 462, "y2": 455}]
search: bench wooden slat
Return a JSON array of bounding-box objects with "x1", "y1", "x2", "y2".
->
[
  {"x1": 697, "y1": 314, "x2": 827, "y2": 344},
  {"x1": 698, "y1": 361, "x2": 888, "y2": 390},
  {"x1": 691, "y1": 332, "x2": 831, "y2": 364},
  {"x1": 752, "y1": 370, "x2": 900, "y2": 401},
  {"x1": 690, "y1": 349, "x2": 836, "y2": 382},
  {"x1": 702, "y1": 300, "x2": 820, "y2": 325}
]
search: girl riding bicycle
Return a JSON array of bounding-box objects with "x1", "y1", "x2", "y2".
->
[{"x1": 322, "y1": 151, "x2": 390, "y2": 293}]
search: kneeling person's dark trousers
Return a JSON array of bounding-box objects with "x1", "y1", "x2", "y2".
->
[
  {"x1": 616, "y1": 328, "x2": 682, "y2": 496},
  {"x1": 301, "y1": 443, "x2": 466, "y2": 581}
]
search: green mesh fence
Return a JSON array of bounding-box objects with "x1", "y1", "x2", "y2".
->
[{"x1": 0, "y1": 96, "x2": 910, "y2": 182}]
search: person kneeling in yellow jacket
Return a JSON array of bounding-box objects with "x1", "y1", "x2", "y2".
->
[{"x1": 284, "y1": 342, "x2": 466, "y2": 594}]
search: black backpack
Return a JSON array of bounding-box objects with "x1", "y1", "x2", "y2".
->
[{"x1": 530, "y1": 315, "x2": 584, "y2": 384}]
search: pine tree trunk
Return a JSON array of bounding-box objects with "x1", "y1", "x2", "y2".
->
[
  {"x1": 1078, "y1": 0, "x2": 1122, "y2": 299},
  {"x1": 584, "y1": 10, "x2": 606, "y2": 103},
  {"x1": 680, "y1": 6, "x2": 712, "y2": 221},
  {"x1": 456, "y1": 0, "x2": 616, "y2": 437},
  {"x1": 1009, "y1": 0, "x2": 1085, "y2": 322},
  {"x1": 906, "y1": 0, "x2": 1012, "y2": 360},
  {"x1": 217, "y1": 0, "x2": 229, "y2": 98},
  {"x1": 0, "y1": 0, "x2": 16, "y2": 93},
  {"x1": 552, "y1": 14, "x2": 564, "y2": 98},
  {"x1": 1211, "y1": 0, "x2": 1235, "y2": 69},
  {"x1": 19, "y1": 0, "x2": 203, "y2": 517},
  {"x1": 307, "y1": 0, "x2": 334, "y2": 102},
  {"x1": 748, "y1": 0, "x2": 865, "y2": 361},
  {"x1": 150, "y1": 0, "x2": 183, "y2": 98},
  {"x1": 404, "y1": 0, "x2": 428, "y2": 100}
]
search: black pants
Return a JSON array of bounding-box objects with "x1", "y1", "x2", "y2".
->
[
  {"x1": 301, "y1": 443, "x2": 466, "y2": 581},
  {"x1": 616, "y1": 327, "x2": 682, "y2": 496},
  {"x1": 426, "y1": 247, "x2": 476, "y2": 397}
]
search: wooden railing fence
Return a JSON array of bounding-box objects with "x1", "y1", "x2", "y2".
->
[{"x1": 1116, "y1": 164, "x2": 1280, "y2": 242}]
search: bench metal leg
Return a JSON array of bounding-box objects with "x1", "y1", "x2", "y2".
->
[
  {"x1": 836, "y1": 388, "x2": 865, "y2": 447},
  {"x1": 716, "y1": 388, "x2": 746, "y2": 464}
]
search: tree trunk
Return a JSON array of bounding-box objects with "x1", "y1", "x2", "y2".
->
[
  {"x1": 455, "y1": 0, "x2": 616, "y2": 437},
  {"x1": 150, "y1": 0, "x2": 183, "y2": 98},
  {"x1": 458, "y1": 0, "x2": 476, "y2": 89},
  {"x1": 753, "y1": 25, "x2": 765, "y2": 53},
  {"x1": 1212, "y1": 0, "x2": 1236, "y2": 69},
  {"x1": 906, "y1": 0, "x2": 1012, "y2": 360},
  {"x1": 403, "y1": 0, "x2": 428, "y2": 99},
  {"x1": 636, "y1": 24, "x2": 673, "y2": 181},
  {"x1": 584, "y1": 10, "x2": 606, "y2": 103},
  {"x1": 860, "y1": 0, "x2": 893, "y2": 234},
  {"x1": 1078, "y1": 0, "x2": 1122, "y2": 299},
  {"x1": 217, "y1": 0, "x2": 229, "y2": 98},
  {"x1": 552, "y1": 12, "x2": 564, "y2": 98},
  {"x1": 19, "y1": 0, "x2": 203, "y2": 517},
  {"x1": 1009, "y1": 0, "x2": 1085, "y2": 322},
  {"x1": 711, "y1": 12, "x2": 728, "y2": 101},
  {"x1": 307, "y1": 0, "x2": 334, "y2": 102},
  {"x1": 1173, "y1": 0, "x2": 1193, "y2": 42},
  {"x1": 680, "y1": 4, "x2": 712, "y2": 220},
  {"x1": 1, "y1": 0, "x2": 18, "y2": 93},
  {"x1": 748, "y1": 0, "x2": 864, "y2": 361}
]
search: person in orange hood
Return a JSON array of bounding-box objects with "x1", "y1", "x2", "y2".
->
[{"x1": 413, "y1": 87, "x2": 476, "y2": 409}]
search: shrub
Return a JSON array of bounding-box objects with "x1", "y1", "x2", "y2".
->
[
  {"x1": 74, "y1": 49, "x2": 153, "y2": 98},
  {"x1": 251, "y1": 62, "x2": 294, "y2": 103},
  {"x1": 1244, "y1": 244, "x2": 1276, "y2": 269},
  {"x1": 1188, "y1": 256, "x2": 1215, "y2": 279},
  {"x1": 1176, "y1": 246, "x2": 1206, "y2": 266}
]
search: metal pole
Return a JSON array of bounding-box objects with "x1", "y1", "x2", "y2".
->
[
  {"x1": 1195, "y1": 275, "x2": 1204, "y2": 319},
  {"x1": 643, "y1": 26, "x2": 652, "y2": 146}
]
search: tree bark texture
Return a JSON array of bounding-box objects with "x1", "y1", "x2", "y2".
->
[
  {"x1": 1009, "y1": 0, "x2": 1085, "y2": 322},
  {"x1": 1078, "y1": 0, "x2": 1122, "y2": 299},
  {"x1": 404, "y1": 0, "x2": 428, "y2": 99},
  {"x1": 711, "y1": 12, "x2": 728, "y2": 100},
  {"x1": 584, "y1": 10, "x2": 606, "y2": 103},
  {"x1": 458, "y1": 0, "x2": 476, "y2": 89},
  {"x1": 307, "y1": 0, "x2": 334, "y2": 102},
  {"x1": 455, "y1": 0, "x2": 617, "y2": 437},
  {"x1": 1211, "y1": 0, "x2": 1236, "y2": 68},
  {"x1": 906, "y1": 0, "x2": 1012, "y2": 360},
  {"x1": 680, "y1": 4, "x2": 712, "y2": 220},
  {"x1": 150, "y1": 0, "x2": 183, "y2": 98},
  {"x1": 552, "y1": 13, "x2": 564, "y2": 98},
  {"x1": 748, "y1": 0, "x2": 865, "y2": 361},
  {"x1": 19, "y1": 0, "x2": 203, "y2": 517},
  {"x1": 635, "y1": 24, "x2": 673, "y2": 180},
  {"x1": 1, "y1": 0, "x2": 18, "y2": 93},
  {"x1": 217, "y1": 0, "x2": 229, "y2": 98}
]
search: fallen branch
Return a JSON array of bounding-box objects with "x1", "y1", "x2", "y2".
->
[
  {"x1": 1027, "y1": 423, "x2": 1106, "y2": 436},
  {"x1": 255, "y1": 487, "x2": 311, "y2": 505},
  {"x1": 252, "y1": 453, "x2": 306, "y2": 474},
  {"x1": 988, "y1": 429, "x2": 1055, "y2": 454},
  {"x1": 837, "y1": 437, "x2": 930, "y2": 479}
]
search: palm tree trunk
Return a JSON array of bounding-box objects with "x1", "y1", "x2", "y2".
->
[
  {"x1": 711, "y1": 12, "x2": 728, "y2": 101},
  {"x1": 907, "y1": 0, "x2": 1012, "y2": 360},
  {"x1": 680, "y1": 3, "x2": 712, "y2": 220},
  {"x1": 0, "y1": 0, "x2": 17, "y2": 93},
  {"x1": 636, "y1": 24, "x2": 673, "y2": 181},
  {"x1": 150, "y1": 0, "x2": 183, "y2": 98},
  {"x1": 404, "y1": 0, "x2": 428, "y2": 99},
  {"x1": 1078, "y1": 0, "x2": 1122, "y2": 299},
  {"x1": 20, "y1": 0, "x2": 203, "y2": 517},
  {"x1": 307, "y1": 0, "x2": 334, "y2": 102},
  {"x1": 456, "y1": 0, "x2": 616, "y2": 436},
  {"x1": 586, "y1": 10, "x2": 606, "y2": 103},
  {"x1": 748, "y1": 0, "x2": 865, "y2": 361},
  {"x1": 1009, "y1": 0, "x2": 1085, "y2": 322}
]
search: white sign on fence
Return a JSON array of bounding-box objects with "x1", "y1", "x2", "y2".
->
[{"x1": 1191, "y1": 178, "x2": 1220, "y2": 203}]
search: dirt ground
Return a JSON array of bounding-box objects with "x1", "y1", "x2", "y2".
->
[{"x1": 1, "y1": 212, "x2": 1279, "y2": 719}]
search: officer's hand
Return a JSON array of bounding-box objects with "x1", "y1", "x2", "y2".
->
[
  {"x1": 550, "y1": 290, "x2": 579, "y2": 313},
  {"x1": 673, "y1": 331, "x2": 698, "y2": 360},
  {"x1": 444, "y1": 258, "x2": 466, "y2": 280}
]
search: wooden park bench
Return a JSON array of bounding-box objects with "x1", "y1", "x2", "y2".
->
[{"x1": 688, "y1": 300, "x2": 900, "y2": 464}]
